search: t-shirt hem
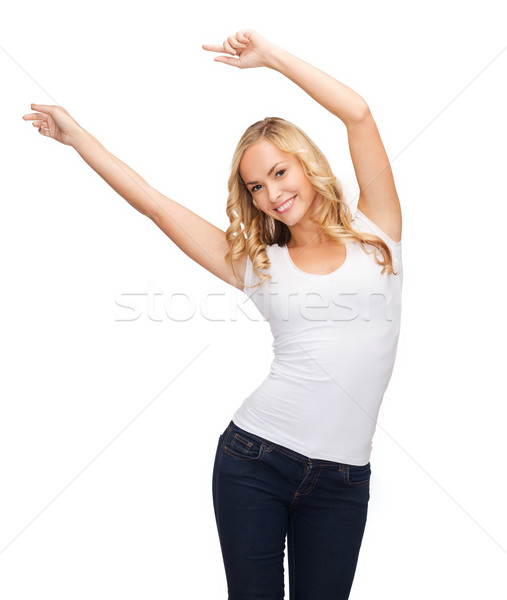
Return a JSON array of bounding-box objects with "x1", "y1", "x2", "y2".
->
[{"x1": 231, "y1": 414, "x2": 371, "y2": 466}]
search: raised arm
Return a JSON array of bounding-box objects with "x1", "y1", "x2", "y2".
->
[
  {"x1": 270, "y1": 43, "x2": 403, "y2": 241},
  {"x1": 203, "y1": 30, "x2": 402, "y2": 243},
  {"x1": 22, "y1": 104, "x2": 247, "y2": 290}
]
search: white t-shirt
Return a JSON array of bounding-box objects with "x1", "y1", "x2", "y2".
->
[{"x1": 232, "y1": 208, "x2": 403, "y2": 466}]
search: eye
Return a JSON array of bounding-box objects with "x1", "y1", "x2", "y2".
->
[{"x1": 250, "y1": 169, "x2": 286, "y2": 193}]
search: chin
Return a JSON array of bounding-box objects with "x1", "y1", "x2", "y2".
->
[
  {"x1": 281, "y1": 204, "x2": 304, "y2": 222},
  {"x1": 279, "y1": 215, "x2": 302, "y2": 227}
]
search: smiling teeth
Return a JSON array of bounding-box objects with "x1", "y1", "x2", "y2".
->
[{"x1": 275, "y1": 196, "x2": 295, "y2": 212}]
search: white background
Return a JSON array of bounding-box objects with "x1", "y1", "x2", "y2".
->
[{"x1": 1, "y1": 0, "x2": 506, "y2": 598}]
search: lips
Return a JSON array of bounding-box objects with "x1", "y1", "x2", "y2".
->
[{"x1": 274, "y1": 195, "x2": 296, "y2": 213}]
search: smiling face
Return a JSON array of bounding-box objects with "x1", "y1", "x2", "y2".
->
[{"x1": 239, "y1": 139, "x2": 322, "y2": 227}]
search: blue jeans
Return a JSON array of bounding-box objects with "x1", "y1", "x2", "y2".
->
[{"x1": 212, "y1": 420, "x2": 371, "y2": 600}]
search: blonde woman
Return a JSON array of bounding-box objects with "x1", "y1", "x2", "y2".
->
[{"x1": 23, "y1": 28, "x2": 403, "y2": 600}]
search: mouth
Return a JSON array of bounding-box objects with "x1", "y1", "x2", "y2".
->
[{"x1": 274, "y1": 195, "x2": 297, "y2": 214}]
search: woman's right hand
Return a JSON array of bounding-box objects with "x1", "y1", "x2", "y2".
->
[{"x1": 22, "y1": 103, "x2": 82, "y2": 146}]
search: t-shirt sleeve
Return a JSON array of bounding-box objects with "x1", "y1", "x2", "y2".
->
[{"x1": 351, "y1": 208, "x2": 403, "y2": 278}]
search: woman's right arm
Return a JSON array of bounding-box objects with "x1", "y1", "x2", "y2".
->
[
  {"x1": 72, "y1": 128, "x2": 247, "y2": 290},
  {"x1": 23, "y1": 104, "x2": 247, "y2": 290}
]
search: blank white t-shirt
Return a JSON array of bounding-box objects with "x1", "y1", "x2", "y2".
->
[{"x1": 232, "y1": 208, "x2": 403, "y2": 466}]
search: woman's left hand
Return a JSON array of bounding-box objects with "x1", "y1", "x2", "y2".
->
[{"x1": 202, "y1": 29, "x2": 277, "y2": 69}]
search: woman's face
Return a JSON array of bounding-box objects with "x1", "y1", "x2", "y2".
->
[{"x1": 239, "y1": 139, "x2": 322, "y2": 226}]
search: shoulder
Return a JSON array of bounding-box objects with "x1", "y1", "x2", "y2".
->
[
  {"x1": 243, "y1": 243, "x2": 281, "y2": 292},
  {"x1": 245, "y1": 242, "x2": 280, "y2": 264}
]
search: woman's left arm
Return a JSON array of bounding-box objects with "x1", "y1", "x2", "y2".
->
[
  {"x1": 267, "y1": 44, "x2": 402, "y2": 243},
  {"x1": 203, "y1": 29, "x2": 402, "y2": 242},
  {"x1": 266, "y1": 45, "x2": 368, "y2": 127},
  {"x1": 204, "y1": 29, "x2": 367, "y2": 126}
]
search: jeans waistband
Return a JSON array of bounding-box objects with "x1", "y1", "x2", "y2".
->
[{"x1": 227, "y1": 420, "x2": 352, "y2": 468}]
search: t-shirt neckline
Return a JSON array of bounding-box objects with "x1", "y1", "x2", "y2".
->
[{"x1": 282, "y1": 242, "x2": 352, "y2": 278}]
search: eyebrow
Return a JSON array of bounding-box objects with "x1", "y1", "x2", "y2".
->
[{"x1": 246, "y1": 162, "x2": 285, "y2": 186}]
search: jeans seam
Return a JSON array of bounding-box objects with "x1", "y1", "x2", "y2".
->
[
  {"x1": 224, "y1": 444, "x2": 264, "y2": 461},
  {"x1": 345, "y1": 464, "x2": 371, "y2": 486},
  {"x1": 289, "y1": 511, "x2": 296, "y2": 597},
  {"x1": 233, "y1": 433, "x2": 253, "y2": 448},
  {"x1": 215, "y1": 422, "x2": 235, "y2": 536},
  {"x1": 305, "y1": 465, "x2": 325, "y2": 495}
]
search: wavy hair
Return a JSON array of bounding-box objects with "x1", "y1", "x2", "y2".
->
[{"x1": 224, "y1": 117, "x2": 397, "y2": 289}]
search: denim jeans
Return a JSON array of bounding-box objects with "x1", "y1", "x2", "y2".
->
[{"x1": 212, "y1": 420, "x2": 371, "y2": 600}]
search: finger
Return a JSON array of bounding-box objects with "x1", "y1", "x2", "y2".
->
[
  {"x1": 31, "y1": 103, "x2": 54, "y2": 113},
  {"x1": 23, "y1": 112, "x2": 44, "y2": 121},
  {"x1": 214, "y1": 56, "x2": 241, "y2": 68},
  {"x1": 237, "y1": 30, "x2": 252, "y2": 43},
  {"x1": 202, "y1": 43, "x2": 225, "y2": 53},
  {"x1": 227, "y1": 35, "x2": 246, "y2": 51},
  {"x1": 223, "y1": 39, "x2": 237, "y2": 55}
]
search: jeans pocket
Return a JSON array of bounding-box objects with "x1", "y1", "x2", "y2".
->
[
  {"x1": 224, "y1": 428, "x2": 264, "y2": 461},
  {"x1": 345, "y1": 462, "x2": 371, "y2": 486}
]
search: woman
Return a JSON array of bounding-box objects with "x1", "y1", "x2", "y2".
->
[{"x1": 23, "y1": 29, "x2": 403, "y2": 600}]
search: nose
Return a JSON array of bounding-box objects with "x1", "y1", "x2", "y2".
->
[{"x1": 266, "y1": 183, "x2": 282, "y2": 206}]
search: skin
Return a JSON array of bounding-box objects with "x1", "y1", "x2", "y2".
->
[
  {"x1": 239, "y1": 139, "x2": 327, "y2": 248},
  {"x1": 239, "y1": 139, "x2": 347, "y2": 273},
  {"x1": 22, "y1": 28, "x2": 376, "y2": 290}
]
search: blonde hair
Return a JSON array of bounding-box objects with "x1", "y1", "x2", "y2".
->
[{"x1": 224, "y1": 117, "x2": 397, "y2": 289}]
